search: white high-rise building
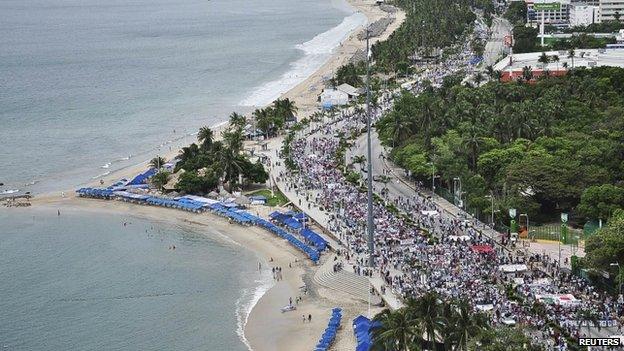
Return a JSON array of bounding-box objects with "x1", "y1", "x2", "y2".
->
[
  {"x1": 600, "y1": 0, "x2": 624, "y2": 22},
  {"x1": 570, "y1": 4, "x2": 600, "y2": 26}
]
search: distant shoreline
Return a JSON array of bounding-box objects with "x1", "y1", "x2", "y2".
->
[{"x1": 3, "y1": 1, "x2": 405, "y2": 350}]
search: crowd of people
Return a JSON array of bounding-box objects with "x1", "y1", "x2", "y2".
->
[{"x1": 272, "y1": 36, "x2": 624, "y2": 350}]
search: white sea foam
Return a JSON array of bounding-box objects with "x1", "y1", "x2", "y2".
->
[
  {"x1": 235, "y1": 273, "x2": 275, "y2": 351},
  {"x1": 1, "y1": 189, "x2": 20, "y2": 195},
  {"x1": 91, "y1": 171, "x2": 111, "y2": 179},
  {"x1": 101, "y1": 163, "x2": 111, "y2": 169},
  {"x1": 239, "y1": 11, "x2": 367, "y2": 107}
]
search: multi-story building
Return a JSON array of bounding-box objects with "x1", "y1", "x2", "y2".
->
[
  {"x1": 569, "y1": 4, "x2": 600, "y2": 26},
  {"x1": 526, "y1": 0, "x2": 572, "y2": 26},
  {"x1": 600, "y1": 0, "x2": 624, "y2": 22}
]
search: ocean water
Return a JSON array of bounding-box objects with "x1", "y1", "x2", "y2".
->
[
  {"x1": 0, "y1": 209, "x2": 273, "y2": 351},
  {"x1": 0, "y1": 0, "x2": 362, "y2": 195}
]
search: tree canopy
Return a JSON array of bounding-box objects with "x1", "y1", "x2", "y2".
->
[
  {"x1": 173, "y1": 123, "x2": 268, "y2": 194},
  {"x1": 376, "y1": 67, "x2": 624, "y2": 223}
]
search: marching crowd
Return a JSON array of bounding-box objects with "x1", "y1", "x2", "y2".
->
[{"x1": 272, "y1": 39, "x2": 624, "y2": 349}]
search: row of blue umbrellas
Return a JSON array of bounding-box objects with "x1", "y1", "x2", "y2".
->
[
  {"x1": 145, "y1": 197, "x2": 205, "y2": 212},
  {"x1": 76, "y1": 188, "x2": 114, "y2": 199},
  {"x1": 300, "y1": 228, "x2": 328, "y2": 252},
  {"x1": 127, "y1": 168, "x2": 158, "y2": 186},
  {"x1": 352, "y1": 315, "x2": 381, "y2": 351},
  {"x1": 256, "y1": 217, "x2": 320, "y2": 262},
  {"x1": 76, "y1": 188, "x2": 206, "y2": 213},
  {"x1": 270, "y1": 211, "x2": 328, "y2": 252},
  {"x1": 315, "y1": 308, "x2": 342, "y2": 351},
  {"x1": 207, "y1": 203, "x2": 254, "y2": 225}
]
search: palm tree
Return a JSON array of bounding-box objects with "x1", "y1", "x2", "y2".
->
[
  {"x1": 390, "y1": 112, "x2": 412, "y2": 147},
  {"x1": 473, "y1": 72, "x2": 484, "y2": 87},
  {"x1": 567, "y1": 48, "x2": 575, "y2": 69},
  {"x1": 576, "y1": 308, "x2": 599, "y2": 338},
  {"x1": 178, "y1": 143, "x2": 200, "y2": 165},
  {"x1": 253, "y1": 108, "x2": 273, "y2": 139},
  {"x1": 219, "y1": 146, "x2": 245, "y2": 189},
  {"x1": 150, "y1": 156, "x2": 166, "y2": 170},
  {"x1": 552, "y1": 54, "x2": 560, "y2": 71},
  {"x1": 228, "y1": 112, "x2": 247, "y2": 129},
  {"x1": 273, "y1": 98, "x2": 298, "y2": 121},
  {"x1": 449, "y1": 300, "x2": 489, "y2": 351},
  {"x1": 198, "y1": 126, "x2": 214, "y2": 149},
  {"x1": 222, "y1": 128, "x2": 244, "y2": 155},
  {"x1": 538, "y1": 52, "x2": 550, "y2": 68},
  {"x1": 493, "y1": 70, "x2": 502, "y2": 82},
  {"x1": 352, "y1": 155, "x2": 366, "y2": 170},
  {"x1": 463, "y1": 125, "x2": 482, "y2": 172},
  {"x1": 151, "y1": 171, "x2": 170, "y2": 191},
  {"x1": 407, "y1": 292, "x2": 445, "y2": 350},
  {"x1": 521, "y1": 66, "x2": 533, "y2": 82},
  {"x1": 372, "y1": 308, "x2": 418, "y2": 351}
]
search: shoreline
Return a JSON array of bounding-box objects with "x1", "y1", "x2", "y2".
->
[{"x1": 3, "y1": 1, "x2": 405, "y2": 350}]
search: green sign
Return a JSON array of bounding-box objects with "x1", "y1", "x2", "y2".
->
[{"x1": 534, "y1": 3, "x2": 561, "y2": 11}]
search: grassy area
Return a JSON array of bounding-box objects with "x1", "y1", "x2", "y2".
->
[{"x1": 248, "y1": 189, "x2": 289, "y2": 207}]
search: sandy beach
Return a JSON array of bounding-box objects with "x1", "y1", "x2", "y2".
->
[{"x1": 4, "y1": 1, "x2": 404, "y2": 350}]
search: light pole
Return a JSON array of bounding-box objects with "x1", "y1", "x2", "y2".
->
[
  {"x1": 453, "y1": 177, "x2": 462, "y2": 208},
  {"x1": 365, "y1": 26, "x2": 374, "y2": 270}
]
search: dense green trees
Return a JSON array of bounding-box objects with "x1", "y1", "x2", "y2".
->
[
  {"x1": 174, "y1": 122, "x2": 268, "y2": 194},
  {"x1": 372, "y1": 0, "x2": 478, "y2": 71},
  {"x1": 504, "y1": 1, "x2": 527, "y2": 25},
  {"x1": 371, "y1": 293, "x2": 492, "y2": 351},
  {"x1": 565, "y1": 20, "x2": 624, "y2": 34},
  {"x1": 512, "y1": 26, "x2": 538, "y2": 53},
  {"x1": 585, "y1": 210, "x2": 624, "y2": 285},
  {"x1": 377, "y1": 68, "x2": 624, "y2": 222},
  {"x1": 578, "y1": 185, "x2": 624, "y2": 221},
  {"x1": 332, "y1": 62, "x2": 364, "y2": 87},
  {"x1": 252, "y1": 98, "x2": 298, "y2": 138},
  {"x1": 547, "y1": 34, "x2": 616, "y2": 51}
]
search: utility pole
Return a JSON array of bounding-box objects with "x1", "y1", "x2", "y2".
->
[
  {"x1": 366, "y1": 26, "x2": 374, "y2": 270},
  {"x1": 365, "y1": 25, "x2": 375, "y2": 319}
]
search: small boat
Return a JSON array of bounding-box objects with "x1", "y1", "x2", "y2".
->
[{"x1": 281, "y1": 305, "x2": 296, "y2": 313}]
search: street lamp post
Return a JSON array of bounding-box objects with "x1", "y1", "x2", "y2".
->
[{"x1": 365, "y1": 26, "x2": 374, "y2": 270}]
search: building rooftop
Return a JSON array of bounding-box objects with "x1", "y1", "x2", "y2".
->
[{"x1": 493, "y1": 48, "x2": 624, "y2": 72}]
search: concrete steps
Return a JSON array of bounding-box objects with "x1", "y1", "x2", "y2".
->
[{"x1": 314, "y1": 259, "x2": 382, "y2": 304}]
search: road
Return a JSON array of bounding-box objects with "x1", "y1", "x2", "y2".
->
[{"x1": 483, "y1": 17, "x2": 512, "y2": 67}]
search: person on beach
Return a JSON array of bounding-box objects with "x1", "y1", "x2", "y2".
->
[
  {"x1": 258, "y1": 262, "x2": 261, "y2": 271},
  {"x1": 302, "y1": 315, "x2": 306, "y2": 323},
  {"x1": 308, "y1": 314, "x2": 312, "y2": 323},
  {"x1": 57, "y1": 209, "x2": 60, "y2": 216}
]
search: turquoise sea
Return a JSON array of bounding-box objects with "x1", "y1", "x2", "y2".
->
[
  {"x1": 0, "y1": 0, "x2": 363, "y2": 195},
  {"x1": 0, "y1": 209, "x2": 271, "y2": 350},
  {"x1": 0, "y1": 0, "x2": 364, "y2": 349}
]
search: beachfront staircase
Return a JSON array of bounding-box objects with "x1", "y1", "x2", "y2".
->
[{"x1": 313, "y1": 259, "x2": 382, "y2": 305}]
